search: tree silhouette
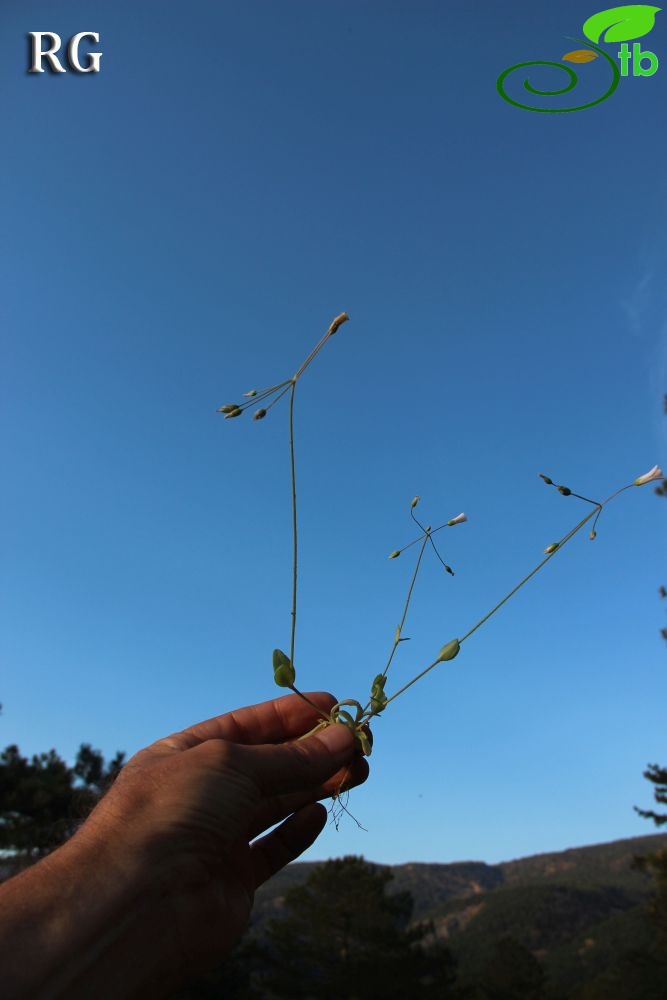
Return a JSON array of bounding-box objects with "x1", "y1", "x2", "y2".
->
[
  {"x1": 475, "y1": 935, "x2": 546, "y2": 1000},
  {"x1": 0, "y1": 742, "x2": 124, "y2": 862},
  {"x1": 633, "y1": 397, "x2": 667, "y2": 944},
  {"x1": 259, "y1": 855, "x2": 459, "y2": 999}
]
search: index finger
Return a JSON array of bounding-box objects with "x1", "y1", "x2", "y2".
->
[{"x1": 168, "y1": 691, "x2": 337, "y2": 750}]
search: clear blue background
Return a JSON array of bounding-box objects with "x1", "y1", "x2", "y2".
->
[{"x1": 1, "y1": 0, "x2": 665, "y2": 865}]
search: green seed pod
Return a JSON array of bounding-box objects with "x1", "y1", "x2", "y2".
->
[
  {"x1": 388, "y1": 550, "x2": 400, "y2": 560},
  {"x1": 589, "y1": 530, "x2": 597, "y2": 540},
  {"x1": 218, "y1": 404, "x2": 240, "y2": 414},
  {"x1": 544, "y1": 542, "x2": 559, "y2": 554},
  {"x1": 557, "y1": 486, "x2": 571, "y2": 496},
  {"x1": 411, "y1": 496, "x2": 420, "y2": 509},
  {"x1": 437, "y1": 638, "x2": 460, "y2": 662},
  {"x1": 253, "y1": 408, "x2": 267, "y2": 420},
  {"x1": 539, "y1": 474, "x2": 553, "y2": 485},
  {"x1": 224, "y1": 407, "x2": 243, "y2": 419},
  {"x1": 243, "y1": 390, "x2": 257, "y2": 397},
  {"x1": 272, "y1": 648, "x2": 295, "y2": 687}
]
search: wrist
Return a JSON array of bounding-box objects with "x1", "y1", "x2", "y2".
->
[{"x1": 0, "y1": 828, "x2": 189, "y2": 999}]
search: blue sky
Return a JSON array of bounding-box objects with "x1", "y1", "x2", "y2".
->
[{"x1": 1, "y1": 1, "x2": 666, "y2": 866}]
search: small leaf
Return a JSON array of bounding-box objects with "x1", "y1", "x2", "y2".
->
[
  {"x1": 355, "y1": 730, "x2": 372, "y2": 756},
  {"x1": 582, "y1": 4, "x2": 660, "y2": 43},
  {"x1": 562, "y1": 49, "x2": 598, "y2": 62},
  {"x1": 272, "y1": 648, "x2": 295, "y2": 688}
]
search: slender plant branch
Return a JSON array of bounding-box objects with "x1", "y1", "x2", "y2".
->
[
  {"x1": 459, "y1": 507, "x2": 599, "y2": 644},
  {"x1": 221, "y1": 313, "x2": 660, "y2": 766},
  {"x1": 384, "y1": 504, "x2": 601, "y2": 709},
  {"x1": 426, "y1": 534, "x2": 453, "y2": 575},
  {"x1": 288, "y1": 379, "x2": 298, "y2": 668},
  {"x1": 382, "y1": 533, "x2": 429, "y2": 679}
]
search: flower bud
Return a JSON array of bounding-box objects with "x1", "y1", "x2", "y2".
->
[
  {"x1": 243, "y1": 390, "x2": 257, "y2": 397},
  {"x1": 634, "y1": 464, "x2": 663, "y2": 486},
  {"x1": 544, "y1": 543, "x2": 559, "y2": 554},
  {"x1": 388, "y1": 550, "x2": 401, "y2": 559},
  {"x1": 557, "y1": 486, "x2": 571, "y2": 496},
  {"x1": 272, "y1": 648, "x2": 295, "y2": 688},
  {"x1": 327, "y1": 312, "x2": 350, "y2": 336},
  {"x1": 411, "y1": 496, "x2": 420, "y2": 509},
  {"x1": 447, "y1": 513, "x2": 467, "y2": 526},
  {"x1": 539, "y1": 474, "x2": 553, "y2": 485},
  {"x1": 589, "y1": 530, "x2": 597, "y2": 540},
  {"x1": 370, "y1": 673, "x2": 388, "y2": 714},
  {"x1": 218, "y1": 404, "x2": 240, "y2": 414},
  {"x1": 224, "y1": 407, "x2": 243, "y2": 419},
  {"x1": 253, "y1": 408, "x2": 267, "y2": 420},
  {"x1": 436, "y1": 638, "x2": 460, "y2": 662},
  {"x1": 394, "y1": 625, "x2": 401, "y2": 644}
]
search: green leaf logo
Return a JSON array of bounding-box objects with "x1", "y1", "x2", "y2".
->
[{"x1": 583, "y1": 4, "x2": 661, "y2": 43}]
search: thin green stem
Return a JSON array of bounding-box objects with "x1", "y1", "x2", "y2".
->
[
  {"x1": 427, "y1": 534, "x2": 453, "y2": 575},
  {"x1": 395, "y1": 520, "x2": 449, "y2": 556},
  {"x1": 382, "y1": 532, "x2": 429, "y2": 679},
  {"x1": 568, "y1": 491, "x2": 600, "y2": 506},
  {"x1": 290, "y1": 684, "x2": 331, "y2": 722},
  {"x1": 264, "y1": 382, "x2": 293, "y2": 414},
  {"x1": 459, "y1": 506, "x2": 599, "y2": 645},
  {"x1": 288, "y1": 379, "x2": 298, "y2": 667},
  {"x1": 382, "y1": 657, "x2": 441, "y2": 708},
  {"x1": 383, "y1": 502, "x2": 604, "y2": 711},
  {"x1": 293, "y1": 329, "x2": 334, "y2": 381}
]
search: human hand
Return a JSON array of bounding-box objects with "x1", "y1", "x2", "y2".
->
[{"x1": 77, "y1": 691, "x2": 369, "y2": 986}]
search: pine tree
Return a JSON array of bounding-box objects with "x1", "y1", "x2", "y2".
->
[
  {"x1": 0, "y1": 742, "x2": 124, "y2": 864},
  {"x1": 260, "y1": 855, "x2": 459, "y2": 999}
]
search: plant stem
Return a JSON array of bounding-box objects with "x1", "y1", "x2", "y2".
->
[
  {"x1": 382, "y1": 532, "x2": 429, "y2": 679},
  {"x1": 383, "y1": 503, "x2": 602, "y2": 710},
  {"x1": 382, "y1": 656, "x2": 441, "y2": 708},
  {"x1": 288, "y1": 379, "x2": 298, "y2": 668},
  {"x1": 290, "y1": 684, "x2": 331, "y2": 722},
  {"x1": 459, "y1": 506, "x2": 599, "y2": 645}
]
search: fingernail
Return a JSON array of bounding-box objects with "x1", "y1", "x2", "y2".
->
[{"x1": 318, "y1": 724, "x2": 353, "y2": 755}]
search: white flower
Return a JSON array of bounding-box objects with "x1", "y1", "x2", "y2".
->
[
  {"x1": 634, "y1": 464, "x2": 663, "y2": 486},
  {"x1": 447, "y1": 512, "x2": 467, "y2": 526}
]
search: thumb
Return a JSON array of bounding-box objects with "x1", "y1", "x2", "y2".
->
[{"x1": 241, "y1": 723, "x2": 355, "y2": 797}]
